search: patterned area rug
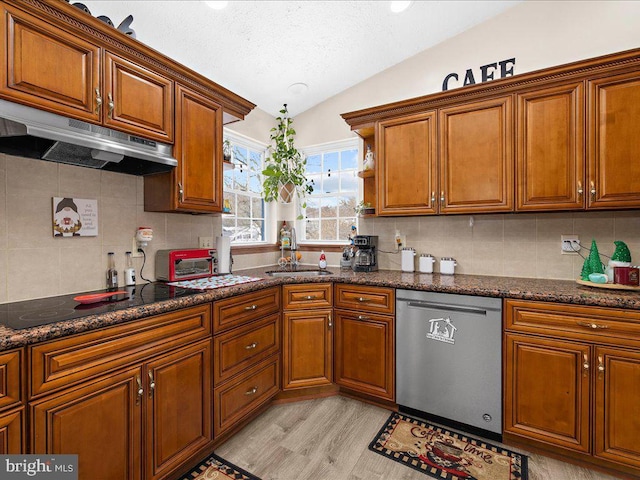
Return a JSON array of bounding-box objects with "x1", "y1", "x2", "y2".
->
[
  {"x1": 370, "y1": 412, "x2": 528, "y2": 480},
  {"x1": 179, "y1": 453, "x2": 261, "y2": 480}
]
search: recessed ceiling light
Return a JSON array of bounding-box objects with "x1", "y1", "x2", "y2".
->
[
  {"x1": 287, "y1": 83, "x2": 309, "y2": 96},
  {"x1": 204, "y1": 1, "x2": 228, "y2": 10},
  {"x1": 390, "y1": 1, "x2": 413, "y2": 13}
]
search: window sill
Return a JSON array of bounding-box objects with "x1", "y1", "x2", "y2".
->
[
  {"x1": 231, "y1": 243, "x2": 280, "y2": 255},
  {"x1": 297, "y1": 243, "x2": 349, "y2": 253}
]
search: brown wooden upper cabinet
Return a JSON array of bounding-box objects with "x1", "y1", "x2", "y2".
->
[
  {"x1": 0, "y1": 3, "x2": 101, "y2": 121},
  {"x1": 516, "y1": 82, "x2": 585, "y2": 211},
  {"x1": 103, "y1": 52, "x2": 173, "y2": 143},
  {"x1": 377, "y1": 112, "x2": 437, "y2": 215},
  {"x1": 1, "y1": 3, "x2": 173, "y2": 143},
  {"x1": 439, "y1": 96, "x2": 514, "y2": 213},
  {"x1": 144, "y1": 84, "x2": 223, "y2": 213},
  {"x1": 588, "y1": 70, "x2": 640, "y2": 209}
]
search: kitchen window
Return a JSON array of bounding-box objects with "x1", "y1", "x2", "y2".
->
[
  {"x1": 301, "y1": 139, "x2": 359, "y2": 243},
  {"x1": 222, "y1": 131, "x2": 269, "y2": 244}
]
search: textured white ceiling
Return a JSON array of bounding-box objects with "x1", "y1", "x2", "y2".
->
[{"x1": 80, "y1": 1, "x2": 519, "y2": 116}]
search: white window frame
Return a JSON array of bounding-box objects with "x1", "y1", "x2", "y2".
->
[
  {"x1": 222, "y1": 129, "x2": 272, "y2": 245},
  {"x1": 298, "y1": 138, "x2": 360, "y2": 244}
]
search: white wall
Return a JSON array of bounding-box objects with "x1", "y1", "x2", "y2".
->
[{"x1": 294, "y1": 0, "x2": 640, "y2": 145}]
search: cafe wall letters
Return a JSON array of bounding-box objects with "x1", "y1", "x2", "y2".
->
[
  {"x1": 442, "y1": 58, "x2": 516, "y2": 91},
  {"x1": 52, "y1": 197, "x2": 98, "y2": 237}
]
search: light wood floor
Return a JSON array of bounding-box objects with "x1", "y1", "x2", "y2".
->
[{"x1": 215, "y1": 396, "x2": 621, "y2": 480}]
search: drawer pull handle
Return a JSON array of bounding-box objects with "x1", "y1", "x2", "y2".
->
[
  {"x1": 305, "y1": 295, "x2": 318, "y2": 300},
  {"x1": 244, "y1": 304, "x2": 258, "y2": 311},
  {"x1": 245, "y1": 386, "x2": 258, "y2": 396},
  {"x1": 357, "y1": 297, "x2": 371, "y2": 303},
  {"x1": 328, "y1": 314, "x2": 333, "y2": 328},
  {"x1": 245, "y1": 342, "x2": 258, "y2": 350},
  {"x1": 107, "y1": 92, "x2": 114, "y2": 118},
  {"x1": 577, "y1": 181, "x2": 583, "y2": 196},
  {"x1": 590, "y1": 181, "x2": 596, "y2": 198},
  {"x1": 95, "y1": 88, "x2": 102, "y2": 114},
  {"x1": 357, "y1": 315, "x2": 369, "y2": 321},
  {"x1": 148, "y1": 371, "x2": 155, "y2": 396},
  {"x1": 577, "y1": 321, "x2": 608, "y2": 329}
]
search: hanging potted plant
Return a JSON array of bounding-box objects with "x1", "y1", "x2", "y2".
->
[{"x1": 262, "y1": 104, "x2": 313, "y2": 214}]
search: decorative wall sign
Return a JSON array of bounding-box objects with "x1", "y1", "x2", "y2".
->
[
  {"x1": 52, "y1": 197, "x2": 98, "y2": 237},
  {"x1": 442, "y1": 58, "x2": 516, "y2": 91}
]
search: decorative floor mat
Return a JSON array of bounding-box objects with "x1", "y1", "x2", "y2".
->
[
  {"x1": 179, "y1": 452, "x2": 261, "y2": 480},
  {"x1": 369, "y1": 412, "x2": 528, "y2": 480}
]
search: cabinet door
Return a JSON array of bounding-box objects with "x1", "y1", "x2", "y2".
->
[
  {"x1": 0, "y1": 4, "x2": 100, "y2": 121},
  {"x1": 103, "y1": 51, "x2": 173, "y2": 142},
  {"x1": 377, "y1": 112, "x2": 437, "y2": 215},
  {"x1": 333, "y1": 309, "x2": 394, "y2": 401},
  {"x1": 30, "y1": 368, "x2": 142, "y2": 480},
  {"x1": 594, "y1": 346, "x2": 640, "y2": 468},
  {"x1": 145, "y1": 340, "x2": 212, "y2": 480},
  {"x1": 504, "y1": 334, "x2": 590, "y2": 454},
  {"x1": 282, "y1": 309, "x2": 333, "y2": 389},
  {"x1": 588, "y1": 71, "x2": 640, "y2": 209},
  {"x1": 439, "y1": 96, "x2": 514, "y2": 213},
  {"x1": 516, "y1": 83, "x2": 585, "y2": 211},
  {"x1": 0, "y1": 407, "x2": 24, "y2": 454},
  {"x1": 175, "y1": 84, "x2": 223, "y2": 212}
]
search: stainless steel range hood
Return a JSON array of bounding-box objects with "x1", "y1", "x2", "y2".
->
[{"x1": 0, "y1": 99, "x2": 177, "y2": 175}]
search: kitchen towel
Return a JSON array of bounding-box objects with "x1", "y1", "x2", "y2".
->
[{"x1": 217, "y1": 235, "x2": 231, "y2": 274}]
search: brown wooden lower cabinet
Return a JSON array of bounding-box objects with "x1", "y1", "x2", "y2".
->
[
  {"x1": 504, "y1": 299, "x2": 640, "y2": 477},
  {"x1": 282, "y1": 309, "x2": 333, "y2": 390},
  {"x1": 0, "y1": 407, "x2": 24, "y2": 454},
  {"x1": 30, "y1": 339, "x2": 212, "y2": 480},
  {"x1": 333, "y1": 309, "x2": 394, "y2": 401}
]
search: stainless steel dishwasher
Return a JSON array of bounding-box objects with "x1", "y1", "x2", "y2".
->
[{"x1": 396, "y1": 289, "x2": 502, "y2": 435}]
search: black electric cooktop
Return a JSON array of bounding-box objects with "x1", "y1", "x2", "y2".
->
[{"x1": 0, "y1": 283, "x2": 201, "y2": 330}]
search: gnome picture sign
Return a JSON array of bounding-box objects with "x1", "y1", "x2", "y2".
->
[{"x1": 52, "y1": 197, "x2": 98, "y2": 237}]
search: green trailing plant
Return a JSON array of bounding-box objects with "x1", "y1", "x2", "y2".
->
[{"x1": 262, "y1": 104, "x2": 313, "y2": 218}]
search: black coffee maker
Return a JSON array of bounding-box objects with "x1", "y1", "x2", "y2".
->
[{"x1": 352, "y1": 235, "x2": 378, "y2": 272}]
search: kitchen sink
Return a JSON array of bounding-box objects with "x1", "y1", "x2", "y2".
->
[{"x1": 265, "y1": 269, "x2": 333, "y2": 277}]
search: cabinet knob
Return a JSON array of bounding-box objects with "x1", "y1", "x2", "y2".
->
[
  {"x1": 598, "y1": 355, "x2": 605, "y2": 375},
  {"x1": 590, "y1": 181, "x2": 597, "y2": 198},
  {"x1": 244, "y1": 386, "x2": 258, "y2": 396},
  {"x1": 431, "y1": 191, "x2": 436, "y2": 204},
  {"x1": 136, "y1": 375, "x2": 143, "y2": 404},
  {"x1": 244, "y1": 304, "x2": 258, "y2": 311},
  {"x1": 178, "y1": 182, "x2": 184, "y2": 202},
  {"x1": 95, "y1": 88, "x2": 102, "y2": 114},
  {"x1": 245, "y1": 342, "x2": 258, "y2": 350},
  {"x1": 107, "y1": 93, "x2": 114, "y2": 119},
  {"x1": 582, "y1": 353, "x2": 589, "y2": 376},
  {"x1": 328, "y1": 314, "x2": 333, "y2": 328},
  {"x1": 440, "y1": 191, "x2": 445, "y2": 204},
  {"x1": 577, "y1": 181, "x2": 583, "y2": 196}
]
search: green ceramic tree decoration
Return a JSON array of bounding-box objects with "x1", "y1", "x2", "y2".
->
[
  {"x1": 580, "y1": 255, "x2": 593, "y2": 281},
  {"x1": 611, "y1": 240, "x2": 632, "y2": 262},
  {"x1": 588, "y1": 239, "x2": 604, "y2": 274}
]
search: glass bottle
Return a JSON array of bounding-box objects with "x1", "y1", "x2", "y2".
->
[{"x1": 106, "y1": 252, "x2": 118, "y2": 290}]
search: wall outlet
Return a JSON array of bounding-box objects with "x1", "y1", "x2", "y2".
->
[
  {"x1": 394, "y1": 231, "x2": 406, "y2": 248},
  {"x1": 561, "y1": 235, "x2": 581, "y2": 254},
  {"x1": 199, "y1": 236, "x2": 214, "y2": 249},
  {"x1": 131, "y1": 237, "x2": 143, "y2": 257}
]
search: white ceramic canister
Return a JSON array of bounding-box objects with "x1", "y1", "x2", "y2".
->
[
  {"x1": 418, "y1": 254, "x2": 435, "y2": 273},
  {"x1": 401, "y1": 247, "x2": 416, "y2": 272},
  {"x1": 440, "y1": 257, "x2": 457, "y2": 275}
]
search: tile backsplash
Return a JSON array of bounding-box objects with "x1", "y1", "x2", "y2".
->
[
  {"x1": 0, "y1": 154, "x2": 223, "y2": 302},
  {"x1": 357, "y1": 212, "x2": 640, "y2": 279},
  {"x1": 2, "y1": 153, "x2": 639, "y2": 302}
]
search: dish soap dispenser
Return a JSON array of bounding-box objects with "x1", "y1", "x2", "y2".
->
[
  {"x1": 319, "y1": 250, "x2": 327, "y2": 270},
  {"x1": 124, "y1": 251, "x2": 136, "y2": 286},
  {"x1": 280, "y1": 221, "x2": 291, "y2": 249}
]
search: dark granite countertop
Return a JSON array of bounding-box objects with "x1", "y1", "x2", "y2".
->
[{"x1": 1, "y1": 267, "x2": 639, "y2": 351}]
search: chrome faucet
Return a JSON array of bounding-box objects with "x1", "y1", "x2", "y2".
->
[{"x1": 290, "y1": 227, "x2": 298, "y2": 270}]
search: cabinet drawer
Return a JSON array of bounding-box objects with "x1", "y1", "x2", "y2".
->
[
  {"x1": 214, "y1": 355, "x2": 280, "y2": 437},
  {"x1": 334, "y1": 284, "x2": 395, "y2": 315},
  {"x1": 505, "y1": 299, "x2": 640, "y2": 346},
  {"x1": 214, "y1": 313, "x2": 280, "y2": 385},
  {"x1": 0, "y1": 349, "x2": 23, "y2": 410},
  {"x1": 29, "y1": 304, "x2": 211, "y2": 398},
  {"x1": 283, "y1": 283, "x2": 332, "y2": 310},
  {"x1": 213, "y1": 287, "x2": 280, "y2": 332}
]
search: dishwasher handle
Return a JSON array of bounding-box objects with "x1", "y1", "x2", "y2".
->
[{"x1": 404, "y1": 301, "x2": 489, "y2": 316}]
